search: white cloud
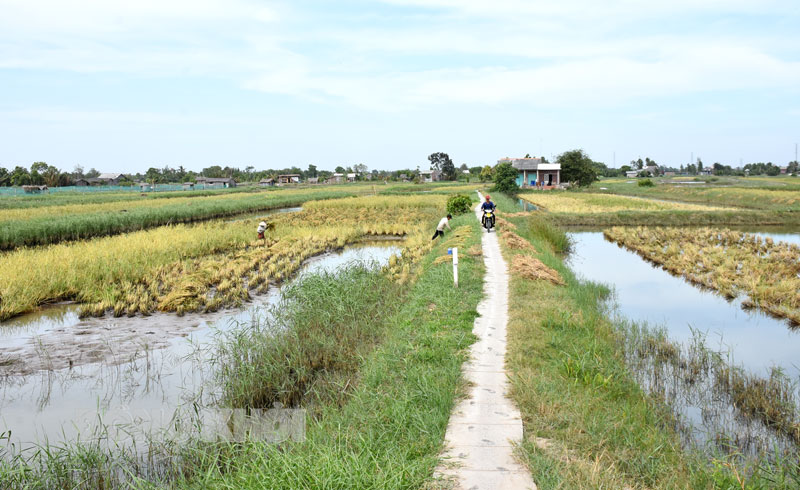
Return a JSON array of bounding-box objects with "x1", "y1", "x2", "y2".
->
[{"x1": 1, "y1": 0, "x2": 798, "y2": 112}]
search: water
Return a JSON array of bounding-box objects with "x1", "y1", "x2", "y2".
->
[
  {"x1": 568, "y1": 232, "x2": 800, "y2": 378},
  {"x1": 568, "y1": 231, "x2": 800, "y2": 455},
  {"x1": 0, "y1": 243, "x2": 399, "y2": 453},
  {"x1": 517, "y1": 199, "x2": 537, "y2": 211}
]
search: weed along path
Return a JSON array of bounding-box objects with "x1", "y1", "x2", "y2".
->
[{"x1": 435, "y1": 193, "x2": 536, "y2": 489}]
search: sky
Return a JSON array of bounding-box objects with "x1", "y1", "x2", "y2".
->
[{"x1": 1, "y1": 0, "x2": 799, "y2": 173}]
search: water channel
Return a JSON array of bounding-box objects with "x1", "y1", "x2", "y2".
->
[{"x1": 0, "y1": 242, "x2": 400, "y2": 454}]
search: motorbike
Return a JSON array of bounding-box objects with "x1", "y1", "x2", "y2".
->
[{"x1": 482, "y1": 209, "x2": 495, "y2": 232}]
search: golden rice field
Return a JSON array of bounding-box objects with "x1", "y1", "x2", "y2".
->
[
  {"x1": 0, "y1": 195, "x2": 445, "y2": 320},
  {"x1": 519, "y1": 192, "x2": 730, "y2": 213},
  {"x1": 604, "y1": 227, "x2": 800, "y2": 324}
]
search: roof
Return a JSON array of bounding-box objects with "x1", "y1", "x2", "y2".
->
[
  {"x1": 333, "y1": 173, "x2": 344, "y2": 177},
  {"x1": 197, "y1": 177, "x2": 234, "y2": 182},
  {"x1": 97, "y1": 173, "x2": 126, "y2": 180},
  {"x1": 278, "y1": 174, "x2": 301, "y2": 177},
  {"x1": 183, "y1": 182, "x2": 195, "y2": 185},
  {"x1": 307, "y1": 177, "x2": 319, "y2": 182},
  {"x1": 420, "y1": 169, "x2": 438, "y2": 175},
  {"x1": 259, "y1": 178, "x2": 274, "y2": 183},
  {"x1": 347, "y1": 173, "x2": 356, "y2": 178}
]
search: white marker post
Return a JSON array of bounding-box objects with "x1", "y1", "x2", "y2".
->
[{"x1": 452, "y1": 247, "x2": 459, "y2": 288}]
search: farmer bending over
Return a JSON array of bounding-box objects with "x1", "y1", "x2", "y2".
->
[
  {"x1": 432, "y1": 214, "x2": 452, "y2": 240},
  {"x1": 257, "y1": 221, "x2": 268, "y2": 239}
]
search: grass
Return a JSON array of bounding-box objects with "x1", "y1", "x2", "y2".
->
[
  {"x1": 519, "y1": 191, "x2": 731, "y2": 213},
  {"x1": 587, "y1": 177, "x2": 800, "y2": 211},
  {"x1": 0, "y1": 211, "x2": 486, "y2": 489}
]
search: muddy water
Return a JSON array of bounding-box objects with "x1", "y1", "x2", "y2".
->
[
  {"x1": 568, "y1": 231, "x2": 800, "y2": 455},
  {"x1": 0, "y1": 243, "x2": 399, "y2": 452}
]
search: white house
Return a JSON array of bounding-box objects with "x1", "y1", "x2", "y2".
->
[{"x1": 498, "y1": 157, "x2": 561, "y2": 187}]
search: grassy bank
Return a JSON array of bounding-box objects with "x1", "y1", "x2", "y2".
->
[
  {"x1": 549, "y1": 209, "x2": 800, "y2": 227},
  {"x1": 0, "y1": 210, "x2": 485, "y2": 489},
  {"x1": 486, "y1": 193, "x2": 746, "y2": 487}
]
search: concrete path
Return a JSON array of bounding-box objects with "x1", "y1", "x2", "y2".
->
[{"x1": 434, "y1": 193, "x2": 536, "y2": 489}]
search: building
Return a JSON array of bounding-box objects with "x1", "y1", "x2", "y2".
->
[
  {"x1": 347, "y1": 173, "x2": 357, "y2": 182},
  {"x1": 419, "y1": 169, "x2": 441, "y2": 182},
  {"x1": 22, "y1": 185, "x2": 48, "y2": 193},
  {"x1": 138, "y1": 182, "x2": 153, "y2": 191},
  {"x1": 625, "y1": 170, "x2": 640, "y2": 178},
  {"x1": 259, "y1": 178, "x2": 275, "y2": 187},
  {"x1": 307, "y1": 177, "x2": 319, "y2": 184},
  {"x1": 328, "y1": 173, "x2": 344, "y2": 184},
  {"x1": 182, "y1": 182, "x2": 195, "y2": 190},
  {"x1": 498, "y1": 157, "x2": 561, "y2": 187},
  {"x1": 277, "y1": 174, "x2": 301, "y2": 184},
  {"x1": 74, "y1": 178, "x2": 90, "y2": 186},
  {"x1": 196, "y1": 177, "x2": 237, "y2": 188},
  {"x1": 95, "y1": 173, "x2": 131, "y2": 185}
]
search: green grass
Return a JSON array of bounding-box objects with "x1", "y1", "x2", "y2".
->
[{"x1": 548, "y1": 209, "x2": 800, "y2": 227}]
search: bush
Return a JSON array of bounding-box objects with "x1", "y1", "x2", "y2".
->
[
  {"x1": 492, "y1": 162, "x2": 519, "y2": 194},
  {"x1": 638, "y1": 178, "x2": 654, "y2": 187},
  {"x1": 446, "y1": 194, "x2": 473, "y2": 215}
]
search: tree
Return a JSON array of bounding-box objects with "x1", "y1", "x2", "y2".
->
[
  {"x1": 335, "y1": 166, "x2": 345, "y2": 174},
  {"x1": 492, "y1": 162, "x2": 519, "y2": 193},
  {"x1": 441, "y1": 159, "x2": 457, "y2": 180},
  {"x1": 86, "y1": 168, "x2": 100, "y2": 178},
  {"x1": 428, "y1": 152, "x2": 453, "y2": 172},
  {"x1": 479, "y1": 165, "x2": 494, "y2": 182},
  {"x1": 469, "y1": 166, "x2": 482, "y2": 175},
  {"x1": 307, "y1": 164, "x2": 318, "y2": 177},
  {"x1": 558, "y1": 149, "x2": 598, "y2": 187},
  {"x1": 354, "y1": 163, "x2": 368, "y2": 175}
]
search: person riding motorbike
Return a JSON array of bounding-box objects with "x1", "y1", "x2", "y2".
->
[{"x1": 481, "y1": 194, "x2": 496, "y2": 229}]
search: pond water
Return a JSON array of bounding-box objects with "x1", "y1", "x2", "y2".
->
[
  {"x1": 0, "y1": 243, "x2": 400, "y2": 453},
  {"x1": 568, "y1": 232, "x2": 800, "y2": 378},
  {"x1": 568, "y1": 231, "x2": 800, "y2": 456},
  {"x1": 517, "y1": 199, "x2": 538, "y2": 211}
]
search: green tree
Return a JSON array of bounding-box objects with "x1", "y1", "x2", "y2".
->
[
  {"x1": 492, "y1": 162, "x2": 519, "y2": 193},
  {"x1": 441, "y1": 159, "x2": 457, "y2": 180},
  {"x1": 307, "y1": 164, "x2": 318, "y2": 177},
  {"x1": 427, "y1": 152, "x2": 453, "y2": 172},
  {"x1": 479, "y1": 165, "x2": 494, "y2": 182},
  {"x1": 558, "y1": 149, "x2": 598, "y2": 187}
]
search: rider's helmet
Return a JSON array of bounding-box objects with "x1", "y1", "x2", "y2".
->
[{"x1": 485, "y1": 194, "x2": 491, "y2": 200}]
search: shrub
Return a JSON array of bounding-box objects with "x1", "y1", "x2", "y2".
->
[
  {"x1": 638, "y1": 178, "x2": 654, "y2": 187},
  {"x1": 446, "y1": 194, "x2": 472, "y2": 215},
  {"x1": 492, "y1": 162, "x2": 519, "y2": 194}
]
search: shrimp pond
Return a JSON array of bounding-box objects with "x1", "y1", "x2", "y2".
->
[
  {"x1": 0, "y1": 243, "x2": 400, "y2": 455},
  {"x1": 568, "y1": 228, "x2": 800, "y2": 458}
]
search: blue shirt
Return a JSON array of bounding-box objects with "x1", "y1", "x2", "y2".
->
[{"x1": 481, "y1": 201, "x2": 496, "y2": 211}]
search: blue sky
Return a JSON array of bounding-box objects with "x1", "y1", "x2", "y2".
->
[{"x1": 1, "y1": 0, "x2": 799, "y2": 173}]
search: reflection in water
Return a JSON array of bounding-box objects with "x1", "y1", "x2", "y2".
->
[
  {"x1": 517, "y1": 199, "x2": 537, "y2": 211},
  {"x1": 0, "y1": 244, "x2": 399, "y2": 453}
]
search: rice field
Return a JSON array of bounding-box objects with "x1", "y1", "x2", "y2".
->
[
  {"x1": 603, "y1": 227, "x2": 800, "y2": 324},
  {"x1": 519, "y1": 192, "x2": 730, "y2": 213},
  {"x1": 0, "y1": 194, "x2": 446, "y2": 320}
]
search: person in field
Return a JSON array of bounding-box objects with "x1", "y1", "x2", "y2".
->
[
  {"x1": 432, "y1": 214, "x2": 452, "y2": 240},
  {"x1": 481, "y1": 194, "x2": 496, "y2": 227},
  {"x1": 257, "y1": 221, "x2": 268, "y2": 239}
]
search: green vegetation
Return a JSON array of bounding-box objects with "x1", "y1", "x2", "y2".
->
[
  {"x1": 556, "y1": 149, "x2": 598, "y2": 187},
  {"x1": 445, "y1": 193, "x2": 473, "y2": 215},
  {"x1": 492, "y1": 161, "x2": 519, "y2": 193},
  {"x1": 638, "y1": 178, "x2": 654, "y2": 187}
]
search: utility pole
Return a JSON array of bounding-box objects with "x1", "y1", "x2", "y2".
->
[
  {"x1": 613, "y1": 151, "x2": 616, "y2": 167},
  {"x1": 795, "y1": 143, "x2": 797, "y2": 163}
]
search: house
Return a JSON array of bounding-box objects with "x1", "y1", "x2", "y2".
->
[
  {"x1": 182, "y1": 182, "x2": 195, "y2": 190},
  {"x1": 663, "y1": 171, "x2": 676, "y2": 177},
  {"x1": 196, "y1": 177, "x2": 237, "y2": 188},
  {"x1": 96, "y1": 173, "x2": 130, "y2": 185},
  {"x1": 643, "y1": 165, "x2": 659, "y2": 177},
  {"x1": 419, "y1": 169, "x2": 441, "y2": 182},
  {"x1": 699, "y1": 168, "x2": 713, "y2": 176},
  {"x1": 259, "y1": 178, "x2": 275, "y2": 187},
  {"x1": 625, "y1": 170, "x2": 640, "y2": 178},
  {"x1": 347, "y1": 173, "x2": 357, "y2": 182},
  {"x1": 780, "y1": 166, "x2": 789, "y2": 175},
  {"x1": 74, "y1": 178, "x2": 90, "y2": 186},
  {"x1": 499, "y1": 157, "x2": 561, "y2": 187},
  {"x1": 138, "y1": 182, "x2": 153, "y2": 191},
  {"x1": 328, "y1": 173, "x2": 345, "y2": 184},
  {"x1": 307, "y1": 177, "x2": 319, "y2": 184},
  {"x1": 277, "y1": 174, "x2": 301, "y2": 184},
  {"x1": 22, "y1": 185, "x2": 48, "y2": 193}
]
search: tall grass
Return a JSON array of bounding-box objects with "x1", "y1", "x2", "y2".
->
[{"x1": 519, "y1": 191, "x2": 731, "y2": 213}]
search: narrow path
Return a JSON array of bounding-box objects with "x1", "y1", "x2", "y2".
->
[{"x1": 434, "y1": 193, "x2": 536, "y2": 489}]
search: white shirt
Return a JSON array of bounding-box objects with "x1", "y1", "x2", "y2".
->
[
  {"x1": 437, "y1": 217, "x2": 451, "y2": 231},
  {"x1": 257, "y1": 221, "x2": 267, "y2": 233}
]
